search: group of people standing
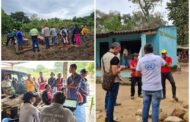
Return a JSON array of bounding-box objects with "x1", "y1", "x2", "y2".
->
[
  {"x1": 2, "y1": 64, "x2": 90, "y2": 122},
  {"x1": 6, "y1": 24, "x2": 89, "y2": 53},
  {"x1": 101, "y1": 42, "x2": 178, "y2": 122}
]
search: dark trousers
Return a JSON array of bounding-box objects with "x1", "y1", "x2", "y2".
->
[
  {"x1": 45, "y1": 37, "x2": 50, "y2": 48},
  {"x1": 105, "y1": 83, "x2": 120, "y2": 122},
  {"x1": 32, "y1": 36, "x2": 40, "y2": 52},
  {"x1": 131, "y1": 77, "x2": 142, "y2": 96},
  {"x1": 161, "y1": 72, "x2": 176, "y2": 98},
  {"x1": 71, "y1": 35, "x2": 75, "y2": 45},
  {"x1": 6, "y1": 37, "x2": 15, "y2": 46}
]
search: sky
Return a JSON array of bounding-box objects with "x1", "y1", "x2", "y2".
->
[
  {"x1": 96, "y1": 0, "x2": 172, "y2": 24},
  {"x1": 2, "y1": 0, "x2": 94, "y2": 19}
]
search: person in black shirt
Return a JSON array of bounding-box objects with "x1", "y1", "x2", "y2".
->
[
  {"x1": 48, "y1": 72, "x2": 57, "y2": 91},
  {"x1": 102, "y1": 42, "x2": 126, "y2": 122}
]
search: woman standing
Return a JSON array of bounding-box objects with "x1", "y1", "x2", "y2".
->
[{"x1": 73, "y1": 24, "x2": 81, "y2": 46}]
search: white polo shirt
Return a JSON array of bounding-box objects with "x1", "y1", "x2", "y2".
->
[{"x1": 136, "y1": 53, "x2": 166, "y2": 91}]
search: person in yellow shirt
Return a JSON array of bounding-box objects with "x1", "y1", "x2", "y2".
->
[
  {"x1": 81, "y1": 25, "x2": 88, "y2": 43},
  {"x1": 24, "y1": 74, "x2": 35, "y2": 92}
]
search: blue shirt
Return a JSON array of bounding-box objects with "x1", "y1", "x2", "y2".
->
[
  {"x1": 80, "y1": 78, "x2": 89, "y2": 104},
  {"x1": 50, "y1": 28, "x2": 57, "y2": 37},
  {"x1": 67, "y1": 74, "x2": 82, "y2": 100},
  {"x1": 16, "y1": 31, "x2": 23, "y2": 42}
]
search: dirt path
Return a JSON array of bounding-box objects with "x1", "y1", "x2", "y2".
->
[
  {"x1": 96, "y1": 64, "x2": 189, "y2": 122},
  {"x1": 2, "y1": 41, "x2": 94, "y2": 60}
]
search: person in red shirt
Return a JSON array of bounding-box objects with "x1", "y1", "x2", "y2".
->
[
  {"x1": 129, "y1": 53, "x2": 142, "y2": 100},
  {"x1": 161, "y1": 49, "x2": 178, "y2": 101},
  {"x1": 38, "y1": 72, "x2": 47, "y2": 91},
  {"x1": 56, "y1": 73, "x2": 66, "y2": 91}
]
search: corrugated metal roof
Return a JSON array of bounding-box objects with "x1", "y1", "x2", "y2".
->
[
  {"x1": 96, "y1": 26, "x2": 175, "y2": 38},
  {"x1": 96, "y1": 28, "x2": 156, "y2": 38}
]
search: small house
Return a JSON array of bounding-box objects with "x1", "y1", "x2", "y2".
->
[{"x1": 96, "y1": 26, "x2": 177, "y2": 68}]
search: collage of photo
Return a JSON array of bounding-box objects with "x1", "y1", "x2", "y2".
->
[{"x1": 1, "y1": 0, "x2": 189, "y2": 122}]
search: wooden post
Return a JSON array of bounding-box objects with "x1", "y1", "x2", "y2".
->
[{"x1": 63, "y1": 62, "x2": 68, "y2": 80}]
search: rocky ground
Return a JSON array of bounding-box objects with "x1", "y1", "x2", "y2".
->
[{"x1": 96, "y1": 63, "x2": 189, "y2": 122}]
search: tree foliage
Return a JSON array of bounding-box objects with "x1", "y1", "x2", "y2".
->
[
  {"x1": 68, "y1": 62, "x2": 94, "y2": 74},
  {"x1": 53, "y1": 62, "x2": 64, "y2": 74},
  {"x1": 96, "y1": 10, "x2": 166, "y2": 33},
  {"x1": 130, "y1": 0, "x2": 161, "y2": 17},
  {"x1": 10, "y1": 11, "x2": 30, "y2": 23},
  {"x1": 167, "y1": 0, "x2": 188, "y2": 45},
  {"x1": 14, "y1": 62, "x2": 94, "y2": 78},
  {"x1": 2, "y1": 9, "x2": 14, "y2": 33},
  {"x1": 2, "y1": 9, "x2": 94, "y2": 35},
  {"x1": 96, "y1": 0, "x2": 166, "y2": 33}
]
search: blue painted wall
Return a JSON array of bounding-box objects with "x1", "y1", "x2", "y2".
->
[
  {"x1": 158, "y1": 26, "x2": 177, "y2": 65},
  {"x1": 147, "y1": 34, "x2": 159, "y2": 54}
]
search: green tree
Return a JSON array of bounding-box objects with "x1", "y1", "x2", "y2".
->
[
  {"x1": 30, "y1": 14, "x2": 39, "y2": 21},
  {"x1": 86, "y1": 63, "x2": 94, "y2": 74},
  {"x1": 130, "y1": 0, "x2": 161, "y2": 18},
  {"x1": 103, "y1": 15, "x2": 122, "y2": 32},
  {"x1": 35, "y1": 65, "x2": 46, "y2": 73},
  {"x1": 53, "y1": 62, "x2": 63, "y2": 74},
  {"x1": 131, "y1": 11, "x2": 166, "y2": 29},
  {"x1": 96, "y1": 10, "x2": 165, "y2": 33},
  {"x1": 2, "y1": 9, "x2": 13, "y2": 34},
  {"x1": 167, "y1": 0, "x2": 188, "y2": 45},
  {"x1": 68, "y1": 62, "x2": 94, "y2": 74},
  {"x1": 10, "y1": 11, "x2": 30, "y2": 23}
]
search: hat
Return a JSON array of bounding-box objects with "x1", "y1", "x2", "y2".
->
[
  {"x1": 161, "y1": 49, "x2": 167, "y2": 54},
  {"x1": 23, "y1": 92, "x2": 37, "y2": 101},
  {"x1": 80, "y1": 69, "x2": 87, "y2": 74},
  {"x1": 50, "y1": 72, "x2": 55, "y2": 76},
  {"x1": 111, "y1": 42, "x2": 121, "y2": 48}
]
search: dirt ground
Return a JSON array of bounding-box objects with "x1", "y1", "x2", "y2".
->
[
  {"x1": 2, "y1": 40, "x2": 94, "y2": 60},
  {"x1": 96, "y1": 63, "x2": 189, "y2": 122}
]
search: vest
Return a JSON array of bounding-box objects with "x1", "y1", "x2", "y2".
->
[{"x1": 101, "y1": 52, "x2": 121, "y2": 83}]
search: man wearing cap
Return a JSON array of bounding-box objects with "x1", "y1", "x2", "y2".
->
[
  {"x1": 101, "y1": 42, "x2": 125, "y2": 122},
  {"x1": 79, "y1": 69, "x2": 89, "y2": 105},
  {"x1": 161, "y1": 49, "x2": 178, "y2": 101},
  {"x1": 40, "y1": 92, "x2": 75, "y2": 122},
  {"x1": 129, "y1": 53, "x2": 142, "y2": 100},
  {"x1": 19, "y1": 92, "x2": 40, "y2": 122},
  {"x1": 6, "y1": 30, "x2": 16, "y2": 47}
]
